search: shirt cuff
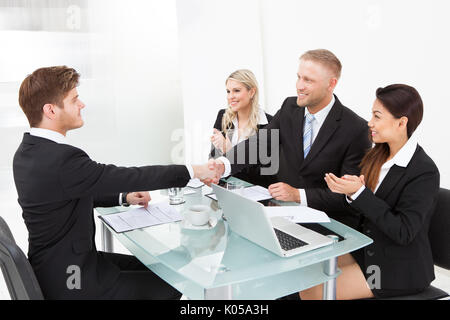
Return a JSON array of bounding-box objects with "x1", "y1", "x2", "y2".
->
[
  {"x1": 118, "y1": 193, "x2": 123, "y2": 206},
  {"x1": 217, "y1": 156, "x2": 231, "y2": 177},
  {"x1": 299, "y1": 189, "x2": 308, "y2": 206},
  {"x1": 346, "y1": 185, "x2": 366, "y2": 203},
  {"x1": 185, "y1": 165, "x2": 195, "y2": 179}
]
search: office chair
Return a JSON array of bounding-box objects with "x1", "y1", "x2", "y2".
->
[
  {"x1": 0, "y1": 216, "x2": 44, "y2": 300},
  {"x1": 382, "y1": 187, "x2": 450, "y2": 300}
]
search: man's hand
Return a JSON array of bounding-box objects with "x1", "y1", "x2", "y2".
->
[
  {"x1": 211, "y1": 129, "x2": 232, "y2": 154},
  {"x1": 126, "y1": 191, "x2": 151, "y2": 208},
  {"x1": 268, "y1": 182, "x2": 300, "y2": 202},
  {"x1": 208, "y1": 158, "x2": 225, "y2": 177},
  {"x1": 192, "y1": 159, "x2": 224, "y2": 186}
]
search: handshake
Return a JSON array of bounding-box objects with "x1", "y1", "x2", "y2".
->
[{"x1": 192, "y1": 159, "x2": 226, "y2": 186}]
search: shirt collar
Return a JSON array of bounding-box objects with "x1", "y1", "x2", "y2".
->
[
  {"x1": 382, "y1": 134, "x2": 418, "y2": 169},
  {"x1": 231, "y1": 107, "x2": 268, "y2": 127},
  {"x1": 390, "y1": 134, "x2": 418, "y2": 168},
  {"x1": 29, "y1": 127, "x2": 69, "y2": 145},
  {"x1": 257, "y1": 107, "x2": 268, "y2": 125},
  {"x1": 305, "y1": 95, "x2": 335, "y2": 126}
]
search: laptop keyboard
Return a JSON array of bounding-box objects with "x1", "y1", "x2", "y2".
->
[{"x1": 274, "y1": 228, "x2": 308, "y2": 251}]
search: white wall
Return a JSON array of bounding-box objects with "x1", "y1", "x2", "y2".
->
[
  {"x1": 0, "y1": 0, "x2": 184, "y2": 254},
  {"x1": 175, "y1": 0, "x2": 266, "y2": 164},
  {"x1": 178, "y1": 0, "x2": 450, "y2": 187},
  {"x1": 75, "y1": 0, "x2": 184, "y2": 166},
  {"x1": 260, "y1": 0, "x2": 450, "y2": 188}
]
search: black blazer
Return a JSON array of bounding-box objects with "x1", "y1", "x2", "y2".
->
[
  {"x1": 350, "y1": 145, "x2": 439, "y2": 291},
  {"x1": 209, "y1": 108, "x2": 274, "y2": 186},
  {"x1": 13, "y1": 133, "x2": 190, "y2": 299},
  {"x1": 226, "y1": 95, "x2": 371, "y2": 226}
]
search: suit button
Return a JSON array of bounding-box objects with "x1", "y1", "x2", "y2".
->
[
  {"x1": 366, "y1": 229, "x2": 371, "y2": 235},
  {"x1": 366, "y1": 249, "x2": 374, "y2": 257}
]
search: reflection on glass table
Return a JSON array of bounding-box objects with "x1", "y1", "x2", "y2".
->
[{"x1": 97, "y1": 179, "x2": 372, "y2": 300}]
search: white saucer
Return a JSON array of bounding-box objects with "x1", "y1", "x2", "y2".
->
[{"x1": 180, "y1": 217, "x2": 218, "y2": 230}]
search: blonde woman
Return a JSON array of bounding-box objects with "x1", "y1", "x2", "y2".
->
[{"x1": 209, "y1": 69, "x2": 273, "y2": 186}]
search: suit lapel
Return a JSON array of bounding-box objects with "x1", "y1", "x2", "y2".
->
[
  {"x1": 300, "y1": 98, "x2": 342, "y2": 169},
  {"x1": 375, "y1": 165, "x2": 406, "y2": 199},
  {"x1": 294, "y1": 106, "x2": 306, "y2": 164}
]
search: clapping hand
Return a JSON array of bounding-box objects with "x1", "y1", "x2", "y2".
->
[
  {"x1": 324, "y1": 173, "x2": 365, "y2": 196},
  {"x1": 211, "y1": 129, "x2": 232, "y2": 154},
  {"x1": 126, "y1": 191, "x2": 151, "y2": 208}
]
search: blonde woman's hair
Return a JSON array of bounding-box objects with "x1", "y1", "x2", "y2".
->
[{"x1": 222, "y1": 69, "x2": 260, "y2": 139}]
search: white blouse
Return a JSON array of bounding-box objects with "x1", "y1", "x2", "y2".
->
[
  {"x1": 229, "y1": 107, "x2": 269, "y2": 146},
  {"x1": 349, "y1": 134, "x2": 418, "y2": 201}
]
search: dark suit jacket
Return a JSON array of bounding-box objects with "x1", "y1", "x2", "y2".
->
[
  {"x1": 209, "y1": 109, "x2": 274, "y2": 186},
  {"x1": 13, "y1": 133, "x2": 190, "y2": 299},
  {"x1": 350, "y1": 145, "x2": 439, "y2": 291},
  {"x1": 226, "y1": 95, "x2": 371, "y2": 226}
]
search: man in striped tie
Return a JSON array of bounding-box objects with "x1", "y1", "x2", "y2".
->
[{"x1": 210, "y1": 49, "x2": 371, "y2": 226}]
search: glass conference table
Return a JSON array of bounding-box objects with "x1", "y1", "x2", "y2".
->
[{"x1": 97, "y1": 178, "x2": 372, "y2": 300}]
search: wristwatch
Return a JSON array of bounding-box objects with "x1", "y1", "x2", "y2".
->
[{"x1": 121, "y1": 192, "x2": 130, "y2": 207}]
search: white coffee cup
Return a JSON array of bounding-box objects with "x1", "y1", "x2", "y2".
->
[{"x1": 185, "y1": 204, "x2": 210, "y2": 226}]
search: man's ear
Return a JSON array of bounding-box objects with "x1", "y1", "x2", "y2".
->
[
  {"x1": 42, "y1": 103, "x2": 57, "y2": 120},
  {"x1": 328, "y1": 77, "x2": 338, "y2": 92}
]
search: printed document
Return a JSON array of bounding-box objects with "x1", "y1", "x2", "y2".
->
[
  {"x1": 100, "y1": 202, "x2": 182, "y2": 233},
  {"x1": 206, "y1": 185, "x2": 271, "y2": 202},
  {"x1": 240, "y1": 185, "x2": 273, "y2": 202},
  {"x1": 265, "y1": 206, "x2": 330, "y2": 223}
]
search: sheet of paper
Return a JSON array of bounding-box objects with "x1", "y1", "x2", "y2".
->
[
  {"x1": 186, "y1": 178, "x2": 204, "y2": 189},
  {"x1": 183, "y1": 188, "x2": 196, "y2": 195},
  {"x1": 240, "y1": 185, "x2": 273, "y2": 202},
  {"x1": 100, "y1": 202, "x2": 183, "y2": 233},
  {"x1": 207, "y1": 185, "x2": 271, "y2": 202},
  {"x1": 265, "y1": 206, "x2": 330, "y2": 223},
  {"x1": 205, "y1": 193, "x2": 217, "y2": 201}
]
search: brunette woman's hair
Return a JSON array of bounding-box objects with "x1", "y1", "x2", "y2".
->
[{"x1": 360, "y1": 84, "x2": 423, "y2": 191}]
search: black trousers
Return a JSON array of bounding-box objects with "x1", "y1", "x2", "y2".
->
[{"x1": 100, "y1": 252, "x2": 181, "y2": 300}]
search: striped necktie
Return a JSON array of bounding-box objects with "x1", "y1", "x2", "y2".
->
[{"x1": 303, "y1": 113, "x2": 315, "y2": 158}]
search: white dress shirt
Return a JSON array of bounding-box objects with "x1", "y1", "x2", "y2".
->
[
  {"x1": 298, "y1": 96, "x2": 335, "y2": 206},
  {"x1": 30, "y1": 127, "x2": 69, "y2": 145},
  {"x1": 348, "y1": 134, "x2": 418, "y2": 202},
  {"x1": 302, "y1": 95, "x2": 335, "y2": 147},
  {"x1": 29, "y1": 127, "x2": 194, "y2": 206}
]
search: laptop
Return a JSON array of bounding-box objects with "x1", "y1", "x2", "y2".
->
[{"x1": 211, "y1": 184, "x2": 334, "y2": 257}]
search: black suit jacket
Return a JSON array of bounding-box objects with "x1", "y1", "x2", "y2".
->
[
  {"x1": 226, "y1": 95, "x2": 371, "y2": 226},
  {"x1": 209, "y1": 108, "x2": 274, "y2": 186},
  {"x1": 350, "y1": 145, "x2": 439, "y2": 291},
  {"x1": 13, "y1": 133, "x2": 190, "y2": 299}
]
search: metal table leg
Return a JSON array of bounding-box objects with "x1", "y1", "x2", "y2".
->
[
  {"x1": 101, "y1": 223, "x2": 114, "y2": 253},
  {"x1": 204, "y1": 285, "x2": 233, "y2": 300},
  {"x1": 323, "y1": 235, "x2": 340, "y2": 300}
]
